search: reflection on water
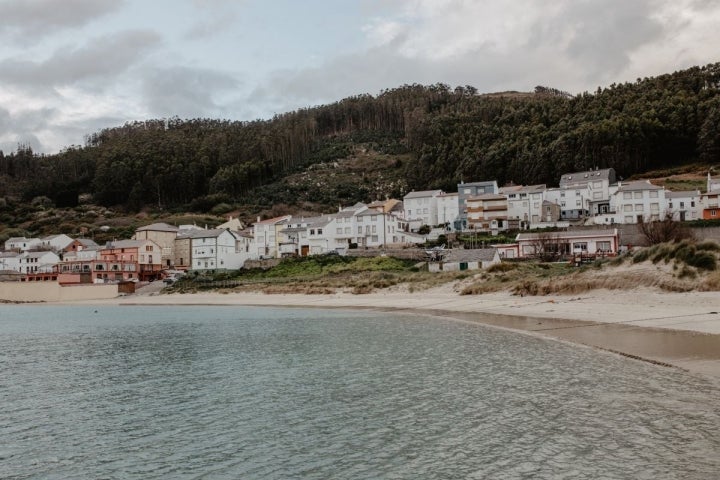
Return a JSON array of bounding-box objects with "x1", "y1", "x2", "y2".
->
[{"x1": 1, "y1": 305, "x2": 719, "y2": 479}]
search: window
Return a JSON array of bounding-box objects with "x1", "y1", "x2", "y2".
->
[
  {"x1": 358, "y1": 216, "x2": 363, "y2": 222},
  {"x1": 634, "y1": 191, "x2": 643, "y2": 199},
  {"x1": 317, "y1": 229, "x2": 323, "y2": 235},
  {"x1": 593, "y1": 181, "x2": 602, "y2": 188},
  {"x1": 371, "y1": 215, "x2": 377, "y2": 222},
  {"x1": 649, "y1": 190, "x2": 659, "y2": 198},
  {"x1": 712, "y1": 210, "x2": 717, "y2": 217},
  {"x1": 573, "y1": 242, "x2": 588, "y2": 251},
  {"x1": 344, "y1": 227, "x2": 351, "y2": 234},
  {"x1": 371, "y1": 235, "x2": 378, "y2": 242},
  {"x1": 561, "y1": 201, "x2": 566, "y2": 207},
  {"x1": 358, "y1": 227, "x2": 362, "y2": 234},
  {"x1": 597, "y1": 241, "x2": 611, "y2": 252},
  {"x1": 576, "y1": 200, "x2": 581, "y2": 207},
  {"x1": 691, "y1": 201, "x2": 696, "y2": 207},
  {"x1": 624, "y1": 205, "x2": 633, "y2": 212},
  {"x1": 680, "y1": 201, "x2": 685, "y2": 208},
  {"x1": 336, "y1": 228, "x2": 343, "y2": 234},
  {"x1": 623, "y1": 192, "x2": 632, "y2": 199},
  {"x1": 372, "y1": 225, "x2": 377, "y2": 233},
  {"x1": 650, "y1": 203, "x2": 659, "y2": 212},
  {"x1": 309, "y1": 230, "x2": 314, "y2": 235},
  {"x1": 624, "y1": 216, "x2": 633, "y2": 223},
  {"x1": 635, "y1": 204, "x2": 643, "y2": 211}
]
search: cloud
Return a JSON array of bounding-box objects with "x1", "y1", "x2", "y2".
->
[
  {"x1": 249, "y1": 0, "x2": 720, "y2": 115},
  {"x1": 141, "y1": 66, "x2": 241, "y2": 118},
  {"x1": 0, "y1": 30, "x2": 161, "y2": 91},
  {"x1": 0, "y1": 0, "x2": 124, "y2": 43}
]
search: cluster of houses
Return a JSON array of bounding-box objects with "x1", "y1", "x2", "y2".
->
[
  {"x1": 409, "y1": 168, "x2": 720, "y2": 233},
  {"x1": 1, "y1": 167, "x2": 718, "y2": 284}
]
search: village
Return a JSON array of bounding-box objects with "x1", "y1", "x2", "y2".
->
[{"x1": 1, "y1": 167, "x2": 720, "y2": 289}]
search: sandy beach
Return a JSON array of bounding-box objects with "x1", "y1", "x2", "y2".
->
[{"x1": 72, "y1": 285, "x2": 720, "y2": 380}]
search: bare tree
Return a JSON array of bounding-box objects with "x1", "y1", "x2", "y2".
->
[
  {"x1": 530, "y1": 231, "x2": 564, "y2": 261},
  {"x1": 639, "y1": 214, "x2": 694, "y2": 245}
]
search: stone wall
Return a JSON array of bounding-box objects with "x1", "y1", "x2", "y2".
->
[{"x1": 0, "y1": 282, "x2": 118, "y2": 302}]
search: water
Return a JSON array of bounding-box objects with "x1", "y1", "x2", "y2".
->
[{"x1": 1, "y1": 305, "x2": 719, "y2": 479}]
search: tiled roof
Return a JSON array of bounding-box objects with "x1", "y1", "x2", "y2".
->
[
  {"x1": 136, "y1": 222, "x2": 179, "y2": 232},
  {"x1": 665, "y1": 190, "x2": 699, "y2": 198},
  {"x1": 404, "y1": 190, "x2": 443, "y2": 199},
  {"x1": 616, "y1": 180, "x2": 662, "y2": 191},
  {"x1": 559, "y1": 168, "x2": 614, "y2": 186},
  {"x1": 444, "y1": 248, "x2": 498, "y2": 263},
  {"x1": 517, "y1": 229, "x2": 617, "y2": 241}
]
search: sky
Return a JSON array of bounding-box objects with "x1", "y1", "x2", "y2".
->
[{"x1": 0, "y1": 0, "x2": 718, "y2": 155}]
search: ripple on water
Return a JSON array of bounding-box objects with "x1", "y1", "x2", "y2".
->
[{"x1": 1, "y1": 305, "x2": 719, "y2": 480}]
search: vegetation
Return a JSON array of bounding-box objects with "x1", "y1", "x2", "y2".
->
[
  {"x1": 165, "y1": 255, "x2": 470, "y2": 294},
  {"x1": 0, "y1": 62, "x2": 719, "y2": 220}
]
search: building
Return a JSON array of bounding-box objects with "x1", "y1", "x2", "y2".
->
[
  {"x1": 457, "y1": 181, "x2": 499, "y2": 229},
  {"x1": 403, "y1": 190, "x2": 443, "y2": 227},
  {"x1": 133, "y1": 222, "x2": 180, "y2": 268},
  {"x1": 501, "y1": 184, "x2": 546, "y2": 229},
  {"x1": 253, "y1": 215, "x2": 292, "y2": 259},
  {"x1": 666, "y1": 190, "x2": 701, "y2": 222},
  {"x1": 559, "y1": 168, "x2": 616, "y2": 215},
  {"x1": 428, "y1": 248, "x2": 501, "y2": 272},
  {"x1": 515, "y1": 229, "x2": 619, "y2": 258},
  {"x1": 40, "y1": 234, "x2": 74, "y2": 252},
  {"x1": 187, "y1": 229, "x2": 244, "y2": 271},
  {"x1": 466, "y1": 194, "x2": 508, "y2": 232},
  {"x1": 4, "y1": 236, "x2": 42, "y2": 252},
  {"x1": 611, "y1": 181, "x2": 665, "y2": 224},
  {"x1": 545, "y1": 186, "x2": 590, "y2": 221},
  {"x1": 0, "y1": 251, "x2": 21, "y2": 272},
  {"x1": 436, "y1": 192, "x2": 459, "y2": 229},
  {"x1": 18, "y1": 251, "x2": 60, "y2": 274}
]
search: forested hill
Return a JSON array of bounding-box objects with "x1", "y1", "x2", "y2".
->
[{"x1": 1, "y1": 62, "x2": 720, "y2": 213}]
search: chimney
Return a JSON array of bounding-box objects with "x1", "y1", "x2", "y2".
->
[{"x1": 257, "y1": 216, "x2": 261, "y2": 223}]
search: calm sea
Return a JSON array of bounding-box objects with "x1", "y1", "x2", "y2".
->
[{"x1": 1, "y1": 305, "x2": 719, "y2": 479}]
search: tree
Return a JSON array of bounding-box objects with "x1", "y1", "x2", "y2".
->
[{"x1": 639, "y1": 214, "x2": 694, "y2": 245}]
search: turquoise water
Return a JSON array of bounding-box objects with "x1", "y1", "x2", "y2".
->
[{"x1": 1, "y1": 305, "x2": 719, "y2": 479}]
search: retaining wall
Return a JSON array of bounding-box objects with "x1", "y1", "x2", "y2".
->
[{"x1": 0, "y1": 282, "x2": 119, "y2": 303}]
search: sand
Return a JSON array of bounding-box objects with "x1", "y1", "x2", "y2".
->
[{"x1": 72, "y1": 285, "x2": 720, "y2": 380}]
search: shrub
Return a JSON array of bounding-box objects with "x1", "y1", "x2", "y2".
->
[
  {"x1": 685, "y1": 251, "x2": 717, "y2": 271},
  {"x1": 487, "y1": 262, "x2": 518, "y2": 273},
  {"x1": 211, "y1": 203, "x2": 233, "y2": 215}
]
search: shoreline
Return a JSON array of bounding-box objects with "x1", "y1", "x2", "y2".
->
[{"x1": 44, "y1": 287, "x2": 720, "y2": 380}]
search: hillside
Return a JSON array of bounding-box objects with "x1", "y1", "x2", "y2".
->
[{"x1": 0, "y1": 62, "x2": 719, "y2": 230}]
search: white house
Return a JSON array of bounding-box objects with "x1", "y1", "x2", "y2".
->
[
  {"x1": 188, "y1": 228, "x2": 244, "y2": 271},
  {"x1": 40, "y1": 234, "x2": 74, "y2": 252},
  {"x1": 666, "y1": 190, "x2": 701, "y2": 222},
  {"x1": 501, "y1": 184, "x2": 546, "y2": 229},
  {"x1": 4, "y1": 236, "x2": 42, "y2": 252},
  {"x1": 253, "y1": 215, "x2": 292, "y2": 259},
  {"x1": 436, "y1": 192, "x2": 459, "y2": 229},
  {"x1": 0, "y1": 252, "x2": 21, "y2": 272},
  {"x1": 18, "y1": 251, "x2": 60, "y2": 274},
  {"x1": 545, "y1": 186, "x2": 590, "y2": 221},
  {"x1": 611, "y1": 180, "x2": 666, "y2": 224},
  {"x1": 403, "y1": 190, "x2": 443, "y2": 228},
  {"x1": 559, "y1": 168, "x2": 616, "y2": 215},
  {"x1": 515, "y1": 229, "x2": 619, "y2": 258},
  {"x1": 428, "y1": 248, "x2": 501, "y2": 272}
]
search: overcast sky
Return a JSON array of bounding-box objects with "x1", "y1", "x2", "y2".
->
[{"x1": 0, "y1": 0, "x2": 718, "y2": 154}]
